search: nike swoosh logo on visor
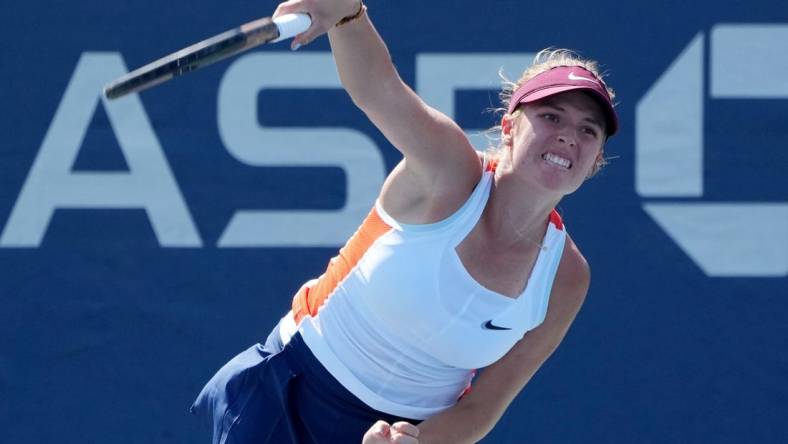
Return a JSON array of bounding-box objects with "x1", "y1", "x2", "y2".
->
[
  {"x1": 568, "y1": 72, "x2": 598, "y2": 84},
  {"x1": 483, "y1": 320, "x2": 512, "y2": 331}
]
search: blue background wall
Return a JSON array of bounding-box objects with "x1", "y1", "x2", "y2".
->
[{"x1": 1, "y1": 1, "x2": 786, "y2": 442}]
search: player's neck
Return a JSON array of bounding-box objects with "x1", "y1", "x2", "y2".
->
[{"x1": 484, "y1": 173, "x2": 561, "y2": 249}]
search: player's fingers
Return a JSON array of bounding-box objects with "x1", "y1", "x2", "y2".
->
[
  {"x1": 271, "y1": 2, "x2": 292, "y2": 18},
  {"x1": 290, "y1": 3, "x2": 329, "y2": 49},
  {"x1": 390, "y1": 422, "x2": 420, "y2": 438},
  {"x1": 272, "y1": 0, "x2": 299, "y2": 19},
  {"x1": 370, "y1": 420, "x2": 391, "y2": 436},
  {"x1": 362, "y1": 420, "x2": 391, "y2": 443},
  {"x1": 389, "y1": 430, "x2": 419, "y2": 444},
  {"x1": 292, "y1": 26, "x2": 325, "y2": 48},
  {"x1": 273, "y1": 0, "x2": 320, "y2": 49}
]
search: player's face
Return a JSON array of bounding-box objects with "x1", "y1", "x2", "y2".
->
[{"x1": 508, "y1": 90, "x2": 606, "y2": 194}]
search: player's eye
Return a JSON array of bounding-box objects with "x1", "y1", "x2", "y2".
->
[
  {"x1": 541, "y1": 113, "x2": 559, "y2": 122},
  {"x1": 581, "y1": 126, "x2": 599, "y2": 138}
]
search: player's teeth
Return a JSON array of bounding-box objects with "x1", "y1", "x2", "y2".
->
[{"x1": 542, "y1": 153, "x2": 571, "y2": 168}]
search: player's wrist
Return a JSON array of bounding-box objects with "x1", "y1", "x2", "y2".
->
[{"x1": 335, "y1": 1, "x2": 366, "y2": 27}]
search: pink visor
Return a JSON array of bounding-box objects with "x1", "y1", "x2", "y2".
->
[{"x1": 507, "y1": 66, "x2": 619, "y2": 136}]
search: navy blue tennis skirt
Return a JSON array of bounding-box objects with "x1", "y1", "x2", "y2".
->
[{"x1": 190, "y1": 321, "x2": 419, "y2": 444}]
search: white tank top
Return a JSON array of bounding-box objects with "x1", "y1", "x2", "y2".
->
[{"x1": 279, "y1": 158, "x2": 567, "y2": 419}]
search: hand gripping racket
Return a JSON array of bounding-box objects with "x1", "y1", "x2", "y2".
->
[{"x1": 103, "y1": 13, "x2": 311, "y2": 100}]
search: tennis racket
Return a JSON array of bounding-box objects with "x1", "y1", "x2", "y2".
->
[{"x1": 104, "y1": 13, "x2": 311, "y2": 100}]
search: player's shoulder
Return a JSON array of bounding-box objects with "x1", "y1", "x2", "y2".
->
[{"x1": 553, "y1": 234, "x2": 591, "y2": 305}]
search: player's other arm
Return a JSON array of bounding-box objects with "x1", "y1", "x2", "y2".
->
[{"x1": 417, "y1": 239, "x2": 591, "y2": 444}]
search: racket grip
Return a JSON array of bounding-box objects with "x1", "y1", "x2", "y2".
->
[{"x1": 272, "y1": 13, "x2": 312, "y2": 42}]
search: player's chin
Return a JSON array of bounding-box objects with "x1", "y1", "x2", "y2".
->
[
  {"x1": 553, "y1": 165, "x2": 596, "y2": 193},
  {"x1": 533, "y1": 169, "x2": 584, "y2": 194}
]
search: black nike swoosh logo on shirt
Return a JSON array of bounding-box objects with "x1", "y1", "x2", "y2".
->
[{"x1": 483, "y1": 320, "x2": 512, "y2": 331}]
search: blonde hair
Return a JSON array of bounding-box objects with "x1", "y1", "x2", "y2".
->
[{"x1": 485, "y1": 48, "x2": 616, "y2": 177}]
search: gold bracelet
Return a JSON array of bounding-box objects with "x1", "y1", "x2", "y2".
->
[{"x1": 335, "y1": 2, "x2": 366, "y2": 27}]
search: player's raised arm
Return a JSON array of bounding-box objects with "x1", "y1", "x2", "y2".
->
[{"x1": 273, "y1": 0, "x2": 481, "y2": 195}]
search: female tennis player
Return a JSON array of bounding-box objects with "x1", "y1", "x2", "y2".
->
[{"x1": 191, "y1": 1, "x2": 619, "y2": 443}]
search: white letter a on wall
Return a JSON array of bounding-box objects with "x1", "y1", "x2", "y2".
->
[{"x1": 0, "y1": 52, "x2": 201, "y2": 247}]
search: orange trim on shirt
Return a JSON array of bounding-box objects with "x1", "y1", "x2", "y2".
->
[
  {"x1": 549, "y1": 209, "x2": 564, "y2": 231},
  {"x1": 292, "y1": 207, "x2": 392, "y2": 324}
]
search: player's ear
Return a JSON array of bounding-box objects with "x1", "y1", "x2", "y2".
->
[
  {"x1": 501, "y1": 115, "x2": 512, "y2": 135},
  {"x1": 501, "y1": 115, "x2": 514, "y2": 149}
]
